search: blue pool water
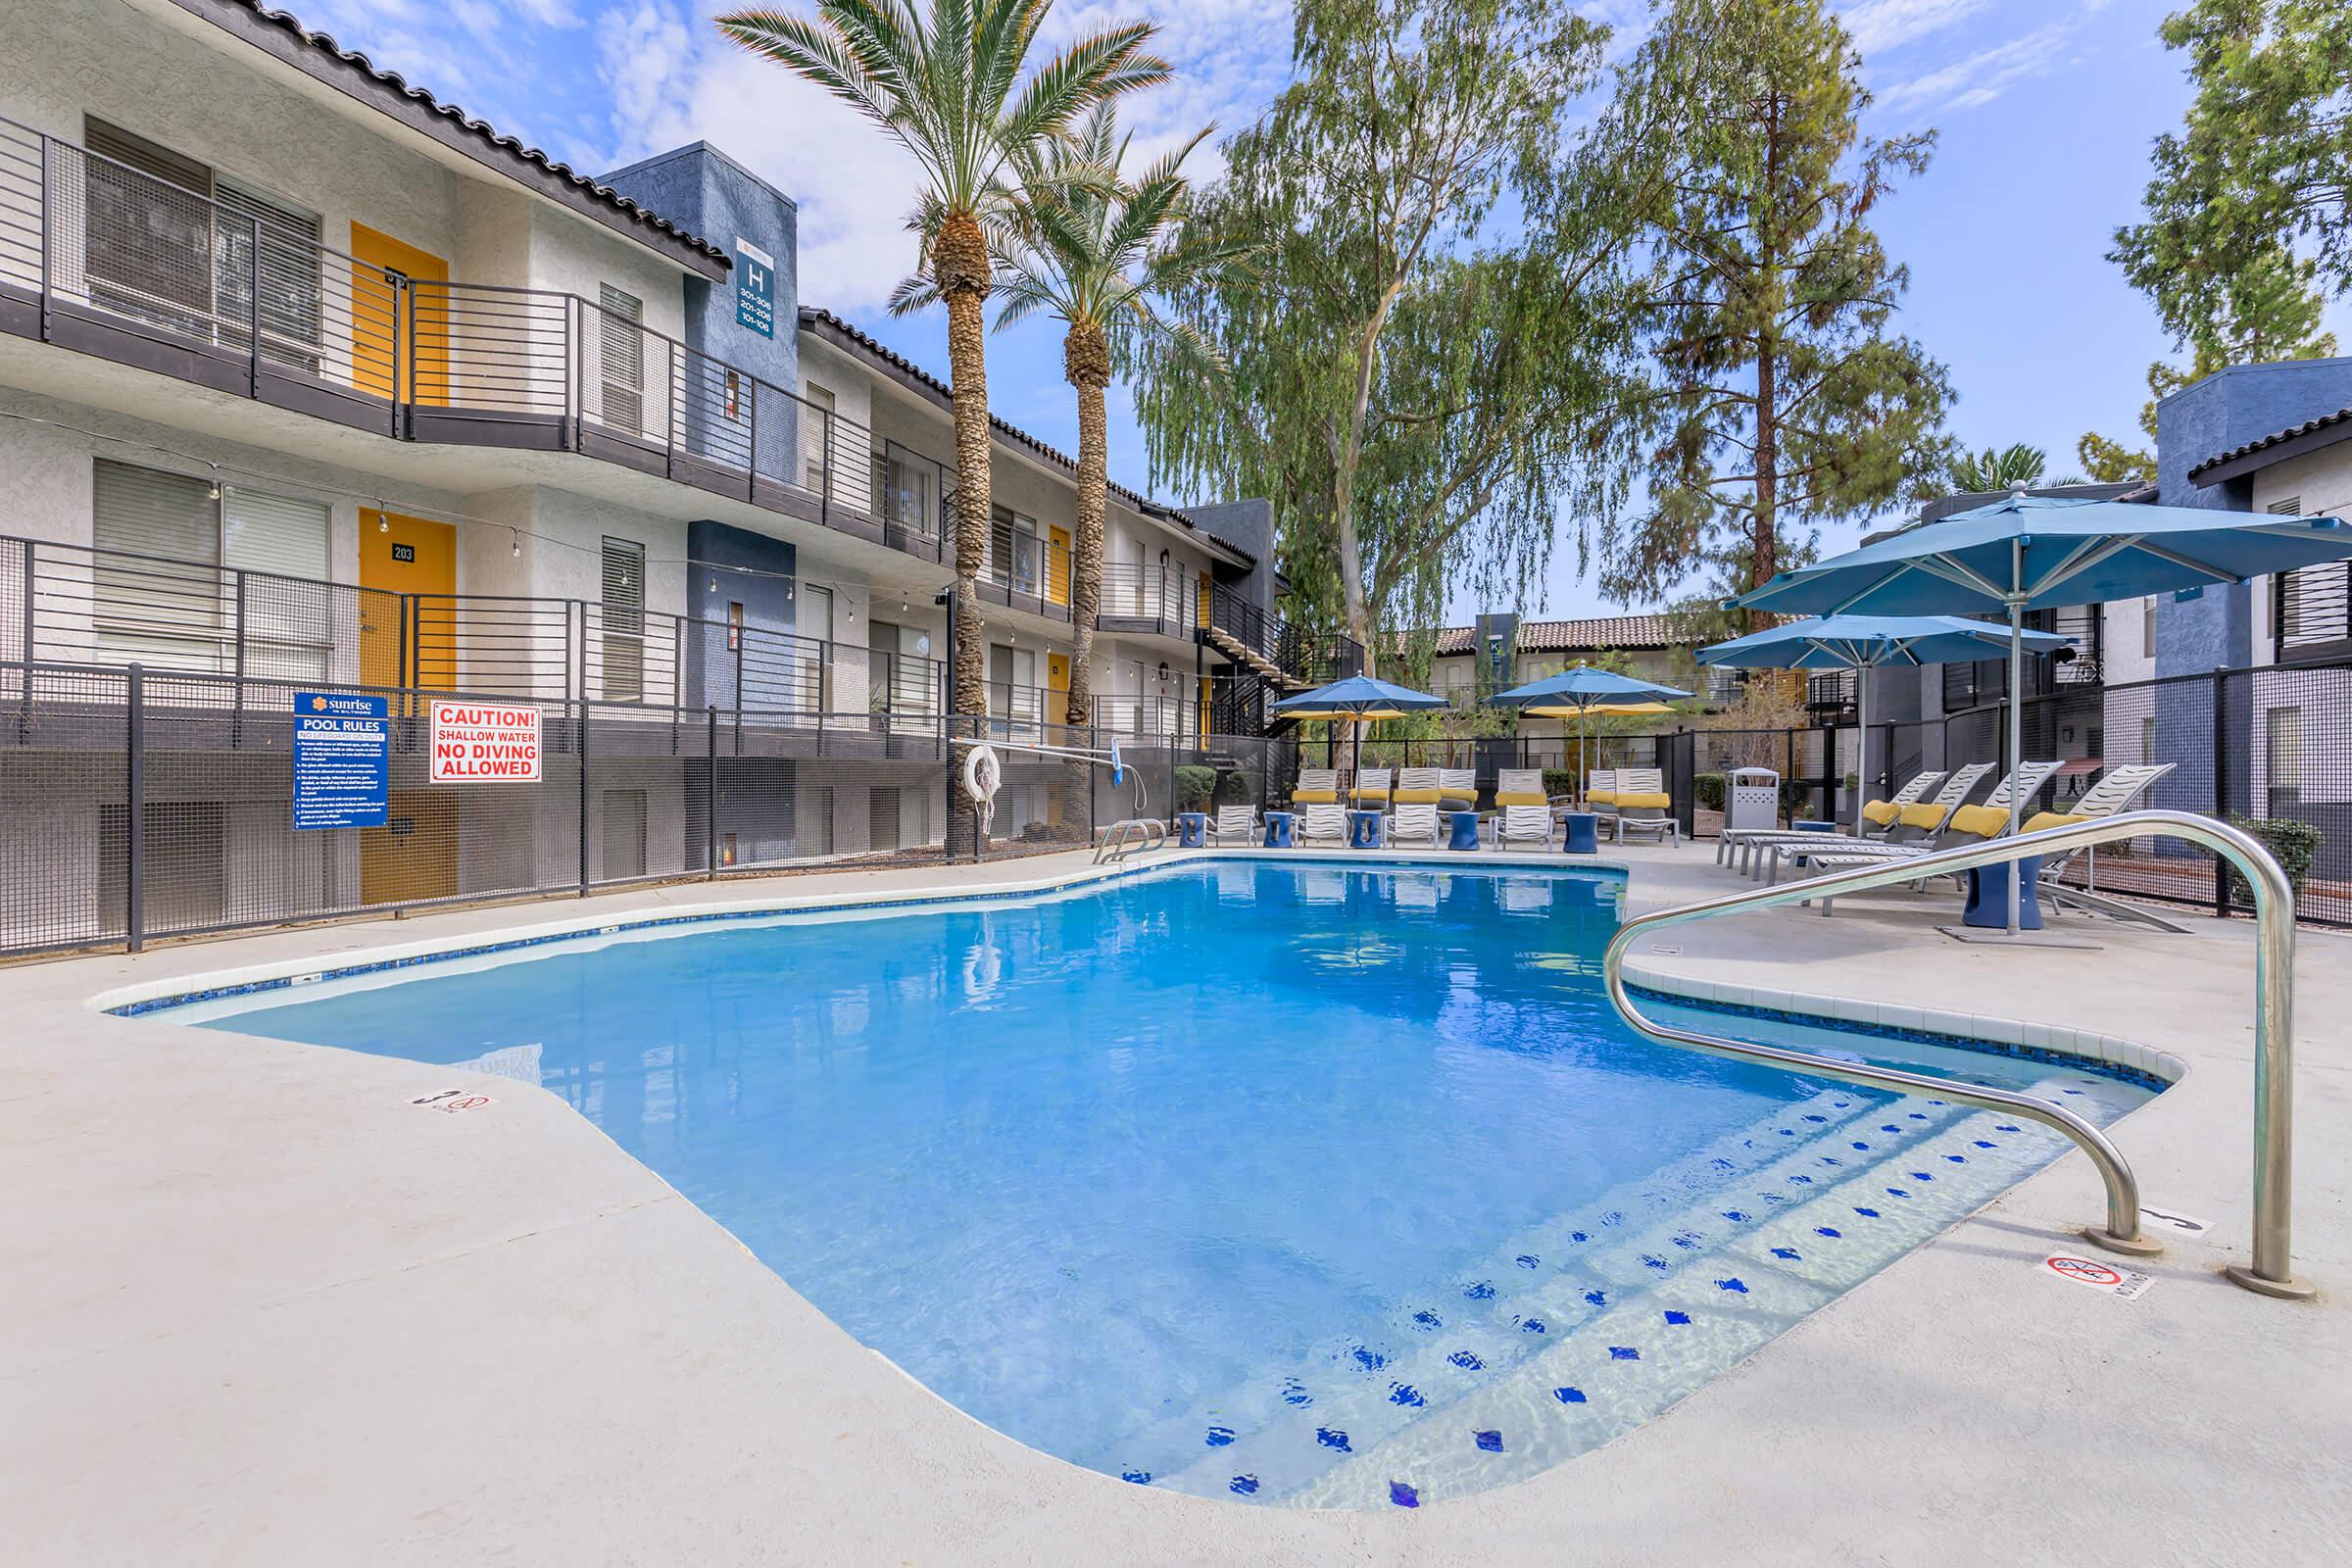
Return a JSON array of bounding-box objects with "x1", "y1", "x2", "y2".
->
[{"x1": 173, "y1": 862, "x2": 2153, "y2": 1507}]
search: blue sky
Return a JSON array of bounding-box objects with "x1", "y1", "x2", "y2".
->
[{"x1": 293, "y1": 0, "x2": 2348, "y2": 623}]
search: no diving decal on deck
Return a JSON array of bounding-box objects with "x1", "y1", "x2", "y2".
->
[
  {"x1": 429, "y1": 701, "x2": 541, "y2": 782},
  {"x1": 412, "y1": 1089, "x2": 495, "y2": 1115},
  {"x1": 2041, "y1": 1253, "x2": 2154, "y2": 1300}
]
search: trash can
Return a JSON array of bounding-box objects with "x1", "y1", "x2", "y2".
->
[{"x1": 1725, "y1": 766, "x2": 1780, "y2": 834}]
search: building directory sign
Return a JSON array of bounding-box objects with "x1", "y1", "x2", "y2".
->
[
  {"x1": 292, "y1": 691, "x2": 389, "y2": 829},
  {"x1": 736, "y1": 238, "x2": 775, "y2": 338}
]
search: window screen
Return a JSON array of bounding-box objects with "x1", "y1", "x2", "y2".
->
[
  {"x1": 91, "y1": 460, "x2": 222, "y2": 667},
  {"x1": 83, "y1": 118, "x2": 215, "y2": 338},
  {"x1": 224, "y1": 487, "x2": 332, "y2": 679}
]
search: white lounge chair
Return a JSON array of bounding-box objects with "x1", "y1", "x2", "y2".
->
[
  {"x1": 1582, "y1": 768, "x2": 1619, "y2": 810},
  {"x1": 1392, "y1": 766, "x2": 1444, "y2": 808},
  {"x1": 1389, "y1": 802, "x2": 1442, "y2": 848},
  {"x1": 1736, "y1": 761, "x2": 1993, "y2": 877},
  {"x1": 1293, "y1": 768, "x2": 1341, "y2": 807},
  {"x1": 1494, "y1": 768, "x2": 1547, "y2": 810},
  {"x1": 1604, "y1": 768, "x2": 1675, "y2": 844},
  {"x1": 1784, "y1": 760, "x2": 2065, "y2": 912},
  {"x1": 1493, "y1": 804, "x2": 1554, "y2": 850},
  {"x1": 1297, "y1": 802, "x2": 1348, "y2": 845},
  {"x1": 1351, "y1": 766, "x2": 1394, "y2": 808},
  {"x1": 1208, "y1": 804, "x2": 1258, "y2": 846},
  {"x1": 2035, "y1": 763, "x2": 2184, "y2": 929},
  {"x1": 1438, "y1": 767, "x2": 1478, "y2": 811},
  {"x1": 1716, "y1": 767, "x2": 1945, "y2": 865}
]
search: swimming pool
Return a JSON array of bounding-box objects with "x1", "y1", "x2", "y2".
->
[{"x1": 158, "y1": 861, "x2": 2156, "y2": 1508}]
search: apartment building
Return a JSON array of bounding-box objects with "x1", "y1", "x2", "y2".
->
[{"x1": 0, "y1": 0, "x2": 1310, "y2": 942}]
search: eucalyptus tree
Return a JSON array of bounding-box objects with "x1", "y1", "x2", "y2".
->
[
  {"x1": 1134, "y1": 0, "x2": 1655, "y2": 669},
  {"x1": 898, "y1": 105, "x2": 1249, "y2": 733},
  {"x1": 714, "y1": 0, "x2": 1170, "y2": 768}
]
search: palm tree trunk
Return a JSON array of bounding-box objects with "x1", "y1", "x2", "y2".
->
[
  {"x1": 1065, "y1": 328, "x2": 1109, "y2": 731},
  {"x1": 935, "y1": 214, "x2": 992, "y2": 854}
]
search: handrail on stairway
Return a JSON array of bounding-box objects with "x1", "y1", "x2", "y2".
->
[{"x1": 1601, "y1": 809, "x2": 2310, "y2": 1299}]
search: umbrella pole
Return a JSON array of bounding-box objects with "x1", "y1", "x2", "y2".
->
[
  {"x1": 2007, "y1": 595, "x2": 2024, "y2": 934},
  {"x1": 1854, "y1": 660, "x2": 1870, "y2": 831}
]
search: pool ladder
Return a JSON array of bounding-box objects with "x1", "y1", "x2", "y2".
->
[
  {"x1": 1095, "y1": 818, "x2": 1166, "y2": 864},
  {"x1": 1599, "y1": 810, "x2": 2310, "y2": 1299}
]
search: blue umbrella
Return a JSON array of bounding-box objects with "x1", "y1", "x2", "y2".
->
[
  {"x1": 1493, "y1": 664, "x2": 1694, "y2": 803},
  {"x1": 1271, "y1": 674, "x2": 1448, "y2": 789},
  {"x1": 1697, "y1": 614, "x2": 2070, "y2": 826},
  {"x1": 1734, "y1": 494, "x2": 2352, "y2": 928}
]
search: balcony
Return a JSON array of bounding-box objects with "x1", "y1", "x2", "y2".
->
[
  {"x1": 973, "y1": 526, "x2": 1072, "y2": 623},
  {"x1": 1092, "y1": 692, "x2": 1202, "y2": 745},
  {"x1": 0, "y1": 532, "x2": 944, "y2": 738},
  {"x1": 0, "y1": 116, "x2": 940, "y2": 564},
  {"x1": 1096, "y1": 563, "x2": 1201, "y2": 642}
]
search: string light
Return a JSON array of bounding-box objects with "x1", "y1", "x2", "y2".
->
[
  {"x1": 510, "y1": 527, "x2": 520, "y2": 558},
  {"x1": 205, "y1": 465, "x2": 220, "y2": 501}
]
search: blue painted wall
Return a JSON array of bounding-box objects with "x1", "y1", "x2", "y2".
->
[
  {"x1": 685, "y1": 518, "x2": 796, "y2": 711},
  {"x1": 2154, "y1": 357, "x2": 2352, "y2": 676},
  {"x1": 600, "y1": 142, "x2": 801, "y2": 479}
]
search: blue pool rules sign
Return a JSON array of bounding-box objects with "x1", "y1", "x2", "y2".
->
[
  {"x1": 292, "y1": 691, "x2": 389, "y2": 829},
  {"x1": 735, "y1": 239, "x2": 775, "y2": 337}
]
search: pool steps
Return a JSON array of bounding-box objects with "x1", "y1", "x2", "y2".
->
[{"x1": 1124, "y1": 1066, "x2": 2128, "y2": 1506}]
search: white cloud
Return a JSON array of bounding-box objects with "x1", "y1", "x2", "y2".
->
[
  {"x1": 1838, "y1": 0, "x2": 1993, "y2": 56},
  {"x1": 1877, "y1": 18, "x2": 2078, "y2": 116}
]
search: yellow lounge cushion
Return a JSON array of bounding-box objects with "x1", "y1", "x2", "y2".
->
[
  {"x1": 1586, "y1": 791, "x2": 1617, "y2": 807},
  {"x1": 1292, "y1": 788, "x2": 1338, "y2": 804},
  {"x1": 1861, "y1": 799, "x2": 1901, "y2": 826},
  {"x1": 2024, "y1": 810, "x2": 2089, "y2": 834},
  {"x1": 1352, "y1": 788, "x2": 1391, "y2": 804},
  {"x1": 1614, "y1": 791, "x2": 1672, "y2": 810},
  {"x1": 1947, "y1": 804, "x2": 2011, "y2": 840},
  {"x1": 1391, "y1": 788, "x2": 1443, "y2": 805},
  {"x1": 1899, "y1": 802, "x2": 1953, "y2": 830},
  {"x1": 1494, "y1": 791, "x2": 1546, "y2": 808}
]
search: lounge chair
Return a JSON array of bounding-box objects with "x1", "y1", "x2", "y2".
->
[
  {"x1": 1781, "y1": 760, "x2": 2064, "y2": 912},
  {"x1": 1351, "y1": 766, "x2": 1394, "y2": 808},
  {"x1": 1716, "y1": 767, "x2": 1944, "y2": 865},
  {"x1": 1438, "y1": 767, "x2": 1478, "y2": 811},
  {"x1": 1297, "y1": 802, "x2": 1348, "y2": 845},
  {"x1": 1292, "y1": 768, "x2": 1341, "y2": 807},
  {"x1": 2034, "y1": 763, "x2": 2183, "y2": 930},
  {"x1": 1734, "y1": 761, "x2": 1993, "y2": 877},
  {"x1": 1392, "y1": 766, "x2": 1444, "y2": 808},
  {"x1": 1493, "y1": 803, "x2": 1554, "y2": 850},
  {"x1": 1604, "y1": 768, "x2": 1675, "y2": 844},
  {"x1": 1388, "y1": 802, "x2": 1442, "y2": 848},
  {"x1": 1494, "y1": 768, "x2": 1547, "y2": 810},
  {"x1": 1583, "y1": 768, "x2": 1619, "y2": 811},
  {"x1": 1207, "y1": 804, "x2": 1257, "y2": 846}
]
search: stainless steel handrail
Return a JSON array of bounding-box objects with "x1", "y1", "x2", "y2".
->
[{"x1": 1601, "y1": 809, "x2": 2311, "y2": 1299}]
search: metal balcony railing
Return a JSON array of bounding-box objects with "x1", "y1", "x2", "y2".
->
[
  {"x1": 0, "y1": 115, "x2": 937, "y2": 564},
  {"x1": 0, "y1": 532, "x2": 943, "y2": 721},
  {"x1": 974, "y1": 529, "x2": 1073, "y2": 620},
  {"x1": 1096, "y1": 564, "x2": 1202, "y2": 638},
  {"x1": 1092, "y1": 692, "x2": 1202, "y2": 744}
]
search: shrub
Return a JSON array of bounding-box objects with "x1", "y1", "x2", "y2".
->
[
  {"x1": 1213, "y1": 771, "x2": 1255, "y2": 806},
  {"x1": 2225, "y1": 815, "x2": 2322, "y2": 906},
  {"x1": 1542, "y1": 768, "x2": 1577, "y2": 800},
  {"x1": 1172, "y1": 764, "x2": 1218, "y2": 811},
  {"x1": 1693, "y1": 772, "x2": 1726, "y2": 811}
]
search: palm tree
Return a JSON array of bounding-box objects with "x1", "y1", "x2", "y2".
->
[
  {"x1": 714, "y1": 2, "x2": 1169, "y2": 835},
  {"x1": 1949, "y1": 441, "x2": 2047, "y2": 494},
  {"x1": 901, "y1": 104, "x2": 1249, "y2": 736}
]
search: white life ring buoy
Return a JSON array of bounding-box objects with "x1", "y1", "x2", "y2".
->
[{"x1": 962, "y1": 743, "x2": 1002, "y2": 804}]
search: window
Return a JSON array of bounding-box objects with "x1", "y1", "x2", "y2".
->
[
  {"x1": 83, "y1": 119, "x2": 215, "y2": 340},
  {"x1": 726, "y1": 601, "x2": 744, "y2": 653},
  {"x1": 991, "y1": 505, "x2": 1040, "y2": 594},
  {"x1": 882, "y1": 444, "x2": 931, "y2": 534},
  {"x1": 216, "y1": 176, "x2": 323, "y2": 370},
  {"x1": 91, "y1": 460, "x2": 327, "y2": 673},
  {"x1": 2268, "y1": 707, "x2": 2303, "y2": 808},
  {"x1": 598, "y1": 283, "x2": 644, "y2": 432},
  {"x1": 599, "y1": 536, "x2": 645, "y2": 702},
  {"x1": 2140, "y1": 714, "x2": 2156, "y2": 765},
  {"x1": 2141, "y1": 597, "x2": 2157, "y2": 660},
  {"x1": 802, "y1": 382, "x2": 836, "y2": 493}
]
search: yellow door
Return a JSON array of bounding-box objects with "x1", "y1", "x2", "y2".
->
[
  {"x1": 359, "y1": 511, "x2": 458, "y2": 694},
  {"x1": 1197, "y1": 571, "x2": 1211, "y2": 626},
  {"x1": 1199, "y1": 674, "x2": 1211, "y2": 740},
  {"x1": 1045, "y1": 652, "x2": 1072, "y2": 825},
  {"x1": 350, "y1": 222, "x2": 450, "y2": 405},
  {"x1": 363, "y1": 789, "x2": 458, "y2": 906},
  {"x1": 1049, "y1": 526, "x2": 1072, "y2": 607}
]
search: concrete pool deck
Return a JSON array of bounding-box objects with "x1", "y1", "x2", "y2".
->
[{"x1": 3, "y1": 844, "x2": 2347, "y2": 1565}]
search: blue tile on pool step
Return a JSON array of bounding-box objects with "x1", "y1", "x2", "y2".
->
[
  {"x1": 1815, "y1": 1227, "x2": 1842, "y2": 1238},
  {"x1": 1281, "y1": 1379, "x2": 1312, "y2": 1406},
  {"x1": 1411, "y1": 1310, "x2": 1442, "y2": 1330},
  {"x1": 1317, "y1": 1427, "x2": 1350, "y2": 1452},
  {"x1": 1121, "y1": 1469, "x2": 1151, "y2": 1485},
  {"x1": 1390, "y1": 1384, "x2": 1426, "y2": 1407},
  {"x1": 1554, "y1": 1387, "x2": 1588, "y2": 1404},
  {"x1": 1230, "y1": 1475, "x2": 1258, "y2": 1495},
  {"x1": 1718, "y1": 1277, "x2": 1750, "y2": 1292},
  {"x1": 1205, "y1": 1426, "x2": 1235, "y2": 1447},
  {"x1": 1463, "y1": 1280, "x2": 1495, "y2": 1300},
  {"x1": 1475, "y1": 1430, "x2": 1504, "y2": 1452},
  {"x1": 1391, "y1": 1482, "x2": 1420, "y2": 1508},
  {"x1": 1770, "y1": 1249, "x2": 1800, "y2": 1261},
  {"x1": 1584, "y1": 1290, "x2": 1607, "y2": 1306},
  {"x1": 1664, "y1": 1310, "x2": 1690, "y2": 1325},
  {"x1": 1608, "y1": 1346, "x2": 1641, "y2": 1360},
  {"x1": 1448, "y1": 1350, "x2": 1486, "y2": 1371}
]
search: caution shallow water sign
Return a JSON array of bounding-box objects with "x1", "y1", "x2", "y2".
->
[{"x1": 429, "y1": 701, "x2": 542, "y2": 782}]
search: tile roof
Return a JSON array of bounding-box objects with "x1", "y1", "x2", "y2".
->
[
  {"x1": 2187, "y1": 405, "x2": 2352, "y2": 480},
  {"x1": 1424, "y1": 614, "x2": 1691, "y2": 656},
  {"x1": 218, "y1": 2, "x2": 729, "y2": 269},
  {"x1": 798, "y1": 308, "x2": 1251, "y2": 564}
]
